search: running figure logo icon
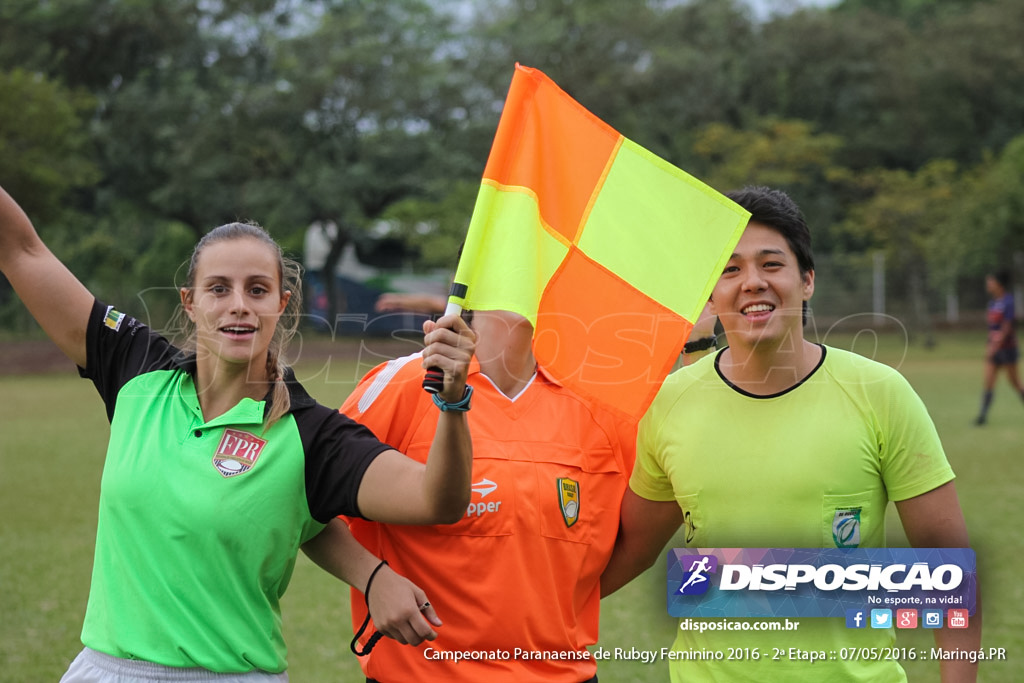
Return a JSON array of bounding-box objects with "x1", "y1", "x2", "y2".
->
[{"x1": 677, "y1": 555, "x2": 718, "y2": 595}]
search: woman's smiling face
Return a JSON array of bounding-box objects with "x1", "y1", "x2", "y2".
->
[{"x1": 182, "y1": 237, "x2": 290, "y2": 370}]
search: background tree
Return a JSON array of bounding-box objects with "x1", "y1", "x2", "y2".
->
[
  {"x1": 2, "y1": 0, "x2": 1022, "y2": 341},
  {"x1": 940, "y1": 136, "x2": 1024, "y2": 288},
  {"x1": 690, "y1": 118, "x2": 849, "y2": 241},
  {"x1": 271, "y1": 0, "x2": 489, "y2": 321},
  {"x1": 749, "y1": 0, "x2": 1024, "y2": 170},
  {"x1": 0, "y1": 69, "x2": 100, "y2": 328},
  {"x1": 0, "y1": 70, "x2": 98, "y2": 221},
  {"x1": 837, "y1": 160, "x2": 961, "y2": 344}
]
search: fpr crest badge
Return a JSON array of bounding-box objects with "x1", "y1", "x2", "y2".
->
[
  {"x1": 213, "y1": 429, "x2": 267, "y2": 477},
  {"x1": 557, "y1": 478, "x2": 580, "y2": 528}
]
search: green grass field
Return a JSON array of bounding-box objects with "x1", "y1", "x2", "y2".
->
[{"x1": 1, "y1": 330, "x2": 1020, "y2": 681}]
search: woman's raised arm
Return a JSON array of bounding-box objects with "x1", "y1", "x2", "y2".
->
[{"x1": 0, "y1": 185, "x2": 93, "y2": 368}]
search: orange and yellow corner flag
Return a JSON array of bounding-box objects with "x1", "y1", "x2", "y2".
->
[{"x1": 451, "y1": 64, "x2": 749, "y2": 420}]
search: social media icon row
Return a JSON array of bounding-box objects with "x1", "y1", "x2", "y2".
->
[{"x1": 846, "y1": 608, "x2": 969, "y2": 629}]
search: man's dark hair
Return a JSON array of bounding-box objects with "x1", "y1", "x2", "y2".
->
[
  {"x1": 725, "y1": 186, "x2": 814, "y2": 326},
  {"x1": 993, "y1": 269, "x2": 1012, "y2": 290},
  {"x1": 725, "y1": 186, "x2": 814, "y2": 275}
]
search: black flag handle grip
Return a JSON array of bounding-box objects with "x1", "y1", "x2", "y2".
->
[{"x1": 422, "y1": 283, "x2": 468, "y2": 395}]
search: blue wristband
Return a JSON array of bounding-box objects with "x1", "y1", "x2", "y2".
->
[{"x1": 431, "y1": 385, "x2": 473, "y2": 412}]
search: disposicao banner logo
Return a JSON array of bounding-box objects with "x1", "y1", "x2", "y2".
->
[{"x1": 667, "y1": 548, "x2": 976, "y2": 618}]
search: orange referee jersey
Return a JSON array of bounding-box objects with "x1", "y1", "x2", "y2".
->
[{"x1": 341, "y1": 353, "x2": 635, "y2": 682}]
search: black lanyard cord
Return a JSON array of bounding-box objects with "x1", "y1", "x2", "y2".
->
[{"x1": 350, "y1": 559, "x2": 389, "y2": 657}]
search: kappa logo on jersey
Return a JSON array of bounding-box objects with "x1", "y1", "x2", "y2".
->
[
  {"x1": 103, "y1": 306, "x2": 126, "y2": 331},
  {"x1": 558, "y1": 478, "x2": 580, "y2": 528},
  {"x1": 465, "y1": 478, "x2": 502, "y2": 518},
  {"x1": 832, "y1": 507, "x2": 862, "y2": 548},
  {"x1": 471, "y1": 478, "x2": 498, "y2": 498},
  {"x1": 212, "y1": 429, "x2": 267, "y2": 477}
]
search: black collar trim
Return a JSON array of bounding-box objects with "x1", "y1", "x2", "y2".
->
[{"x1": 714, "y1": 344, "x2": 827, "y2": 399}]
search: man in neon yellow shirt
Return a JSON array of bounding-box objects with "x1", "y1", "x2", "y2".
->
[{"x1": 601, "y1": 186, "x2": 980, "y2": 682}]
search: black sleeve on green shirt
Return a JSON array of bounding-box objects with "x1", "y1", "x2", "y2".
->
[
  {"x1": 294, "y1": 403, "x2": 393, "y2": 523},
  {"x1": 78, "y1": 299, "x2": 182, "y2": 423}
]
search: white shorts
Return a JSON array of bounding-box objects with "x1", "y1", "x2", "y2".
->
[{"x1": 60, "y1": 648, "x2": 289, "y2": 683}]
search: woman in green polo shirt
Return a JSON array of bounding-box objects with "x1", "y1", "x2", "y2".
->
[{"x1": 0, "y1": 184, "x2": 475, "y2": 681}]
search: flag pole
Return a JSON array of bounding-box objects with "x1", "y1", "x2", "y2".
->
[{"x1": 422, "y1": 282, "x2": 468, "y2": 394}]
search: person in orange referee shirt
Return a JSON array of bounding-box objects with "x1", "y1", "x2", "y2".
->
[{"x1": 331, "y1": 307, "x2": 637, "y2": 683}]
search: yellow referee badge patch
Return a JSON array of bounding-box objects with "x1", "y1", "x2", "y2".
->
[
  {"x1": 557, "y1": 478, "x2": 580, "y2": 528},
  {"x1": 103, "y1": 306, "x2": 125, "y2": 331}
]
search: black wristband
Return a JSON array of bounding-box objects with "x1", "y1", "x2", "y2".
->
[{"x1": 683, "y1": 336, "x2": 717, "y2": 354}]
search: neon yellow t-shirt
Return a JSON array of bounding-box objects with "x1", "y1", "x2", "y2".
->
[{"x1": 631, "y1": 345, "x2": 954, "y2": 682}]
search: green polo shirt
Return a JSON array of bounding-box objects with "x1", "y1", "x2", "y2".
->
[{"x1": 78, "y1": 300, "x2": 389, "y2": 673}]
